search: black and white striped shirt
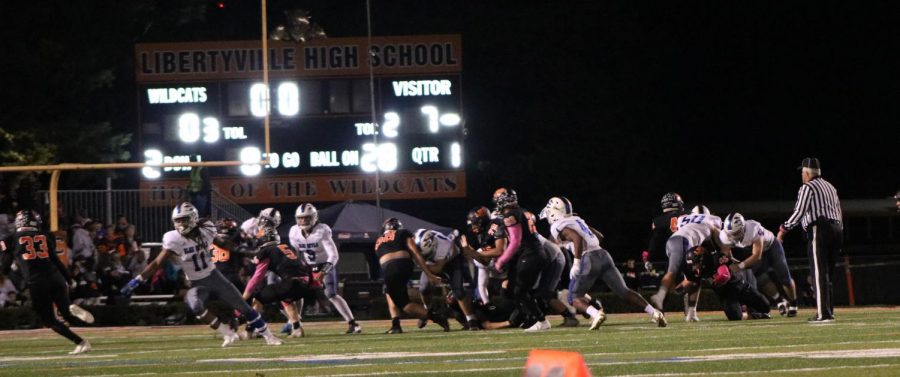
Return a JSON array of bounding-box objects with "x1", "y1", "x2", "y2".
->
[{"x1": 783, "y1": 177, "x2": 843, "y2": 231}]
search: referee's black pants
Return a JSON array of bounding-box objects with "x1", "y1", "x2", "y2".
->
[{"x1": 805, "y1": 219, "x2": 842, "y2": 320}]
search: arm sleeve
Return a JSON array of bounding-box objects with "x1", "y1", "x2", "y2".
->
[
  {"x1": 783, "y1": 185, "x2": 812, "y2": 231},
  {"x1": 496, "y1": 222, "x2": 522, "y2": 268},
  {"x1": 321, "y1": 227, "x2": 339, "y2": 265},
  {"x1": 243, "y1": 258, "x2": 270, "y2": 296}
]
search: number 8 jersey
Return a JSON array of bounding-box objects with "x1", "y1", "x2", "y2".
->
[{"x1": 163, "y1": 220, "x2": 216, "y2": 281}]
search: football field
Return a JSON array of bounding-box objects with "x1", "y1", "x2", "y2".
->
[{"x1": 1, "y1": 307, "x2": 899, "y2": 377}]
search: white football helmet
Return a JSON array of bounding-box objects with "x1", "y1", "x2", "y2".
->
[
  {"x1": 691, "y1": 205, "x2": 711, "y2": 215},
  {"x1": 295, "y1": 203, "x2": 318, "y2": 231},
  {"x1": 723, "y1": 213, "x2": 745, "y2": 240},
  {"x1": 257, "y1": 208, "x2": 282, "y2": 231},
  {"x1": 172, "y1": 202, "x2": 199, "y2": 235},
  {"x1": 539, "y1": 196, "x2": 573, "y2": 225},
  {"x1": 414, "y1": 229, "x2": 438, "y2": 260}
]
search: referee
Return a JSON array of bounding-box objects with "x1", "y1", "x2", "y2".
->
[{"x1": 776, "y1": 157, "x2": 843, "y2": 323}]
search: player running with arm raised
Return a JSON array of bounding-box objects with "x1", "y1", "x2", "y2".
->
[{"x1": 121, "y1": 203, "x2": 282, "y2": 346}]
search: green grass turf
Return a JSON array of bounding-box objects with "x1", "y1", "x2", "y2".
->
[{"x1": 1, "y1": 307, "x2": 899, "y2": 377}]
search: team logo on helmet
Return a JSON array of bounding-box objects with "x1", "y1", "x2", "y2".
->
[
  {"x1": 414, "y1": 229, "x2": 438, "y2": 260},
  {"x1": 723, "y1": 213, "x2": 745, "y2": 240},
  {"x1": 661, "y1": 192, "x2": 684, "y2": 210},
  {"x1": 257, "y1": 208, "x2": 282, "y2": 231},
  {"x1": 14, "y1": 210, "x2": 41, "y2": 231},
  {"x1": 539, "y1": 196, "x2": 573, "y2": 225}
]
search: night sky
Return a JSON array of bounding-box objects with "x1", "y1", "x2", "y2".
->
[{"x1": 1, "y1": 1, "x2": 897, "y2": 255}]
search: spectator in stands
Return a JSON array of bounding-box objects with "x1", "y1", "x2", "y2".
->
[
  {"x1": 640, "y1": 250, "x2": 661, "y2": 289},
  {"x1": 96, "y1": 247, "x2": 132, "y2": 299},
  {"x1": 97, "y1": 223, "x2": 126, "y2": 258},
  {"x1": 70, "y1": 218, "x2": 97, "y2": 269},
  {"x1": 114, "y1": 215, "x2": 130, "y2": 238},
  {"x1": 622, "y1": 258, "x2": 642, "y2": 289},
  {"x1": 122, "y1": 225, "x2": 146, "y2": 277},
  {"x1": 0, "y1": 273, "x2": 18, "y2": 308}
]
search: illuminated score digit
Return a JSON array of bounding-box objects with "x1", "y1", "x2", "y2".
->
[
  {"x1": 383, "y1": 112, "x2": 399, "y2": 138},
  {"x1": 420, "y1": 106, "x2": 460, "y2": 133},
  {"x1": 250, "y1": 82, "x2": 300, "y2": 117},
  {"x1": 360, "y1": 143, "x2": 398, "y2": 172},
  {"x1": 451, "y1": 142, "x2": 462, "y2": 168},
  {"x1": 179, "y1": 113, "x2": 220, "y2": 143},
  {"x1": 240, "y1": 146, "x2": 262, "y2": 176},
  {"x1": 142, "y1": 149, "x2": 163, "y2": 179}
]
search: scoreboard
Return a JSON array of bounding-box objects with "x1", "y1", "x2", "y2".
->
[{"x1": 135, "y1": 35, "x2": 465, "y2": 204}]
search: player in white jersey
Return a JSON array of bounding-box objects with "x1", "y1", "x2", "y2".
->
[
  {"x1": 650, "y1": 205, "x2": 723, "y2": 321},
  {"x1": 542, "y1": 197, "x2": 667, "y2": 329},
  {"x1": 720, "y1": 213, "x2": 798, "y2": 316},
  {"x1": 289, "y1": 203, "x2": 362, "y2": 334},
  {"x1": 413, "y1": 228, "x2": 484, "y2": 330},
  {"x1": 121, "y1": 202, "x2": 282, "y2": 346}
]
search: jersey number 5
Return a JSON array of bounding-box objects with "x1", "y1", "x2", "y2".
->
[{"x1": 18, "y1": 235, "x2": 50, "y2": 260}]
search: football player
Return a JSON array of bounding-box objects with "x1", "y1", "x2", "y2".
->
[
  {"x1": 290, "y1": 203, "x2": 361, "y2": 334},
  {"x1": 648, "y1": 193, "x2": 687, "y2": 261},
  {"x1": 459, "y1": 206, "x2": 506, "y2": 305},
  {"x1": 242, "y1": 225, "x2": 318, "y2": 337},
  {"x1": 1, "y1": 210, "x2": 94, "y2": 354},
  {"x1": 210, "y1": 218, "x2": 248, "y2": 292},
  {"x1": 121, "y1": 202, "x2": 282, "y2": 346},
  {"x1": 720, "y1": 213, "x2": 798, "y2": 316},
  {"x1": 413, "y1": 228, "x2": 481, "y2": 330},
  {"x1": 684, "y1": 245, "x2": 771, "y2": 320},
  {"x1": 651, "y1": 205, "x2": 722, "y2": 321},
  {"x1": 523, "y1": 210, "x2": 581, "y2": 328},
  {"x1": 491, "y1": 188, "x2": 553, "y2": 332},
  {"x1": 541, "y1": 197, "x2": 667, "y2": 329},
  {"x1": 376, "y1": 218, "x2": 449, "y2": 333}
]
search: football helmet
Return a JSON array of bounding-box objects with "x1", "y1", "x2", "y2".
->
[
  {"x1": 414, "y1": 229, "x2": 438, "y2": 260},
  {"x1": 691, "y1": 205, "x2": 711, "y2": 215},
  {"x1": 466, "y1": 206, "x2": 491, "y2": 233},
  {"x1": 660, "y1": 192, "x2": 684, "y2": 211},
  {"x1": 216, "y1": 218, "x2": 239, "y2": 237},
  {"x1": 295, "y1": 203, "x2": 318, "y2": 231},
  {"x1": 382, "y1": 217, "x2": 403, "y2": 233},
  {"x1": 493, "y1": 188, "x2": 518, "y2": 210},
  {"x1": 14, "y1": 210, "x2": 41, "y2": 231},
  {"x1": 256, "y1": 225, "x2": 280, "y2": 248},
  {"x1": 723, "y1": 213, "x2": 745, "y2": 240},
  {"x1": 539, "y1": 196, "x2": 573, "y2": 225},
  {"x1": 257, "y1": 208, "x2": 282, "y2": 231},
  {"x1": 172, "y1": 202, "x2": 200, "y2": 235}
]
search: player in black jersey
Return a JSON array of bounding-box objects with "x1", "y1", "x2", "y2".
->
[
  {"x1": 491, "y1": 188, "x2": 552, "y2": 332},
  {"x1": 376, "y1": 218, "x2": 449, "y2": 334},
  {"x1": 648, "y1": 192, "x2": 687, "y2": 261},
  {"x1": 242, "y1": 227, "x2": 317, "y2": 338},
  {"x1": 685, "y1": 245, "x2": 770, "y2": 320},
  {"x1": 0, "y1": 210, "x2": 94, "y2": 354},
  {"x1": 459, "y1": 206, "x2": 507, "y2": 305},
  {"x1": 210, "y1": 218, "x2": 248, "y2": 291}
]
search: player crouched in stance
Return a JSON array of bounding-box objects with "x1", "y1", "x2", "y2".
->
[
  {"x1": 1, "y1": 210, "x2": 95, "y2": 354},
  {"x1": 413, "y1": 228, "x2": 482, "y2": 330},
  {"x1": 685, "y1": 245, "x2": 771, "y2": 320},
  {"x1": 290, "y1": 203, "x2": 361, "y2": 334},
  {"x1": 377, "y1": 218, "x2": 450, "y2": 334},
  {"x1": 242, "y1": 222, "x2": 317, "y2": 339},
  {"x1": 121, "y1": 202, "x2": 282, "y2": 346},
  {"x1": 541, "y1": 197, "x2": 667, "y2": 329}
]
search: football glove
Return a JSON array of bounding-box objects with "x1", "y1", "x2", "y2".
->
[
  {"x1": 121, "y1": 276, "x2": 144, "y2": 297},
  {"x1": 569, "y1": 258, "x2": 582, "y2": 279}
]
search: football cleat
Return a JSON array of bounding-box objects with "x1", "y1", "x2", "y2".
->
[
  {"x1": 467, "y1": 319, "x2": 484, "y2": 331},
  {"x1": 417, "y1": 317, "x2": 428, "y2": 329},
  {"x1": 558, "y1": 316, "x2": 580, "y2": 328},
  {"x1": 261, "y1": 330, "x2": 283, "y2": 345},
  {"x1": 685, "y1": 309, "x2": 700, "y2": 322},
  {"x1": 221, "y1": 333, "x2": 240, "y2": 347},
  {"x1": 652, "y1": 310, "x2": 668, "y2": 327},
  {"x1": 385, "y1": 326, "x2": 403, "y2": 334},
  {"x1": 749, "y1": 312, "x2": 772, "y2": 320},
  {"x1": 787, "y1": 306, "x2": 798, "y2": 317},
  {"x1": 808, "y1": 316, "x2": 835, "y2": 324},
  {"x1": 777, "y1": 300, "x2": 789, "y2": 316},
  {"x1": 524, "y1": 319, "x2": 551, "y2": 332},
  {"x1": 69, "y1": 305, "x2": 94, "y2": 324},
  {"x1": 427, "y1": 307, "x2": 451, "y2": 332},
  {"x1": 69, "y1": 340, "x2": 91, "y2": 355},
  {"x1": 290, "y1": 326, "x2": 305, "y2": 338},
  {"x1": 589, "y1": 309, "x2": 607, "y2": 330},
  {"x1": 346, "y1": 323, "x2": 362, "y2": 334}
]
